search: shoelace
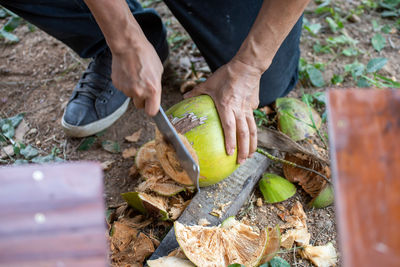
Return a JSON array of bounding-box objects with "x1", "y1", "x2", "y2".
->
[{"x1": 75, "y1": 49, "x2": 113, "y2": 101}]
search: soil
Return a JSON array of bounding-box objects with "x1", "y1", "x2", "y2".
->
[{"x1": 1, "y1": 1, "x2": 399, "y2": 266}]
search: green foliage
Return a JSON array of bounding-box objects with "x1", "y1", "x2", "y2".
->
[
  {"x1": 260, "y1": 257, "x2": 291, "y2": 267},
  {"x1": 78, "y1": 136, "x2": 97, "y2": 151},
  {"x1": 379, "y1": 0, "x2": 400, "y2": 17},
  {"x1": 371, "y1": 33, "x2": 386, "y2": 51},
  {"x1": 102, "y1": 140, "x2": 121, "y2": 153},
  {"x1": 366, "y1": 57, "x2": 388, "y2": 73},
  {"x1": 253, "y1": 109, "x2": 269, "y2": 127},
  {"x1": 299, "y1": 58, "x2": 325, "y2": 87}
]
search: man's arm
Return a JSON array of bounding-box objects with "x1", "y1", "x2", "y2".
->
[
  {"x1": 84, "y1": 0, "x2": 163, "y2": 116},
  {"x1": 185, "y1": 0, "x2": 310, "y2": 164}
]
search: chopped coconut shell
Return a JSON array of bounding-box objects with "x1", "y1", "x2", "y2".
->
[
  {"x1": 122, "y1": 192, "x2": 169, "y2": 220},
  {"x1": 155, "y1": 129, "x2": 199, "y2": 185},
  {"x1": 174, "y1": 220, "x2": 268, "y2": 267},
  {"x1": 168, "y1": 248, "x2": 188, "y2": 259},
  {"x1": 136, "y1": 174, "x2": 185, "y2": 196},
  {"x1": 136, "y1": 140, "x2": 159, "y2": 171},
  {"x1": 283, "y1": 153, "x2": 331, "y2": 197},
  {"x1": 110, "y1": 221, "x2": 155, "y2": 266},
  {"x1": 280, "y1": 201, "x2": 311, "y2": 248},
  {"x1": 147, "y1": 256, "x2": 195, "y2": 267},
  {"x1": 300, "y1": 243, "x2": 337, "y2": 267},
  {"x1": 169, "y1": 199, "x2": 190, "y2": 220}
]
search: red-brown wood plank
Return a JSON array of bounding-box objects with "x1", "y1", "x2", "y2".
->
[
  {"x1": 0, "y1": 162, "x2": 107, "y2": 266},
  {"x1": 328, "y1": 89, "x2": 400, "y2": 267}
]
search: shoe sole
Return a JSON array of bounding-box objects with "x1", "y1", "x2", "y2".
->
[{"x1": 61, "y1": 98, "x2": 130, "y2": 138}]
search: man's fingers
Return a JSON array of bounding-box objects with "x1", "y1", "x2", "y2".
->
[
  {"x1": 144, "y1": 86, "x2": 161, "y2": 116},
  {"x1": 235, "y1": 112, "x2": 250, "y2": 164},
  {"x1": 218, "y1": 108, "x2": 236, "y2": 156},
  {"x1": 247, "y1": 111, "x2": 257, "y2": 157}
]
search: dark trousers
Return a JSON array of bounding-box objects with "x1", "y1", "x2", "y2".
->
[{"x1": 0, "y1": 0, "x2": 302, "y2": 106}]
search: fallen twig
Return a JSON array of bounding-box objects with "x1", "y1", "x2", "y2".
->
[{"x1": 256, "y1": 148, "x2": 331, "y2": 184}]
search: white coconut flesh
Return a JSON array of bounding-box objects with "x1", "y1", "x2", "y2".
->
[
  {"x1": 175, "y1": 221, "x2": 268, "y2": 267},
  {"x1": 155, "y1": 129, "x2": 199, "y2": 186},
  {"x1": 147, "y1": 256, "x2": 195, "y2": 267}
]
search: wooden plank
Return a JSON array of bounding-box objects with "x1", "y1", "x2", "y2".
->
[
  {"x1": 0, "y1": 162, "x2": 107, "y2": 267},
  {"x1": 328, "y1": 89, "x2": 400, "y2": 267},
  {"x1": 149, "y1": 152, "x2": 272, "y2": 260}
]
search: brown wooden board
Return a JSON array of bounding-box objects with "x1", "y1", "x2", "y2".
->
[
  {"x1": 328, "y1": 89, "x2": 400, "y2": 267},
  {"x1": 148, "y1": 152, "x2": 273, "y2": 260},
  {"x1": 0, "y1": 162, "x2": 107, "y2": 267}
]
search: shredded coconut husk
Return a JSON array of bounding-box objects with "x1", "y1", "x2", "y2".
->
[
  {"x1": 174, "y1": 220, "x2": 268, "y2": 267},
  {"x1": 147, "y1": 256, "x2": 195, "y2": 267},
  {"x1": 283, "y1": 153, "x2": 331, "y2": 197},
  {"x1": 300, "y1": 243, "x2": 337, "y2": 267},
  {"x1": 155, "y1": 129, "x2": 199, "y2": 185}
]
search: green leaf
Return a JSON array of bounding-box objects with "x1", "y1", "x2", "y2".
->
[
  {"x1": 372, "y1": 20, "x2": 381, "y2": 32},
  {"x1": 78, "y1": 136, "x2": 97, "y2": 151},
  {"x1": 3, "y1": 16, "x2": 22, "y2": 32},
  {"x1": 342, "y1": 47, "x2": 358, "y2": 56},
  {"x1": 2, "y1": 123, "x2": 14, "y2": 139},
  {"x1": 102, "y1": 140, "x2": 121, "y2": 153},
  {"x1": 0, "y1": 28, "x2": 19, "y2": 43},
  {"x1": 303, "y1": 23, "x2": 322, "y2": 35},
  {"x1": 357, "y1": 76, "x2": 371, "y2": 87},
  {"x1": 381, "y1": 24, "x2": 392, "y2": 33},
  {"x1": 0, "y1": 113, "x2": 24, "y2": 128},
  {"x1": 267, "y1": 256, "x2": 291, "y2": 267},
  {"x1": 345, "y1": 61, "x2": 365, "y2": 79},
  {"x1": 366, "y1": 57, "x2": 388, "y2": 73},
  {"x1": 326, "y1": 17, "x2": 341, "y2": 32},
  {"x1": 374, "y1": 74, "x2": 400, "y2": 88},
  {"x1": 227, "y1": 264, "x2": 245, "y2": 267},
  {"x1": 371, "y1": 33, "x2": 386, "y2": 51},
  {"x1": 31, "y1": 154, "x2": 63, "y2": 164},
  {"x1": 20, "y1": 145, "x2": 39, "y2": 160},
  {"x1": 331, "y1": 74, "x2": 344, "y2": 85},
  {"x1": 0, "y1": 8, "x2": 6, "y2": 18},
  {"x1": 306, "y1": 67, "x2": 325, "y2": 87},
  {"x1": 14, "y1": 159, "x2": 29, "y2": 165}
]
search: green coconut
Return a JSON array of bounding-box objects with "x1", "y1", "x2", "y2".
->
[
  {"x1": 259, "y1": 173, "x2": 296, "y2": 203},
  {"x1": 309, "y1": 184, "x2": 334, "y2": 209},
  {"x1": 276, "y1": 97, "x2": 322, "y2": 142},
  {"x1": 121, "y1": 192, "x2": 169, "y2": 220},
  {"x1": 164, "y1": 95, "x2": 239, "y2": 187}
]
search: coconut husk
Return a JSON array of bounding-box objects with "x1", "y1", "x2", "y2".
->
[
  {"x1": 283, "y1": 153, "x2": 331, "y2": 197},
  {"x1": 174, "y1": 219, "x2": 271, "y2": 267},
  {"x1": 155, "y1": 129, "x2": 198, "y2": 186}
]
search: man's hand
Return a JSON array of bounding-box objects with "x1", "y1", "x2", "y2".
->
[
  {"x1": 111, "y1": 40, "x2": 163, "y2": 116},
  {"x1": 184, "y1": 59, "x2": 262, "y2": 164},
  {"x1": 84, "y1": 0, "x2": 163, "y2": 116}
]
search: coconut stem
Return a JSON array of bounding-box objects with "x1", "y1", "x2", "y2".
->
[{"x1": 256, "y1": 148, "x2": 332, "y2": 184}]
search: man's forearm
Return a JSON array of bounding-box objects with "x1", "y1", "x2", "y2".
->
[
  {"x1": 234, "y1": 0, "x2": 310, "y2": 73},
  {"x1": 83, "y1": 0, "x2": 147, "y2": 54}
]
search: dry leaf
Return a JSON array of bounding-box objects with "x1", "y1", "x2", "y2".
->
[
  {"x1": 123, "y1": 147, "x2": 138, "y2": 158},
  {"x1": 259, "y1": 105, "x2": 274, "y2": 115},
  {"x1": 256, "y1": 198, "x2": 263, "y2": 207},
  {"x1": 300, "y1": 243, "x2": 337, "y2": 267},
  {"x1": 129, "y1": 165, "x2": 138, "y2": 176},
  {"x1": 14, "y1": 119, "x2": 29, "y2": 142},
  {"x1": 125, "y1": 129, "x2": 142, "y2": 143},
  {"x1": 283, "y1": 153, "x2": 331, "y2": 197},
  {"x1": 101, "y1": 160, "x2": 115, "y2": 171}
]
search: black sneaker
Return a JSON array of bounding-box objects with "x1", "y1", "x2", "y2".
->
[{"x1": 61, "y1": 40, "x2": 169, "y2": 137}]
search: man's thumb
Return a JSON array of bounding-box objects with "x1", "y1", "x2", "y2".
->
[{"x1": 183, "y1": 84, "x2": 204, "y2": 99}]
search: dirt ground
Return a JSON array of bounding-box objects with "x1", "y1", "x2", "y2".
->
[{"x1": 1, "y1": 1, "x2": 399, "y2": 266}]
